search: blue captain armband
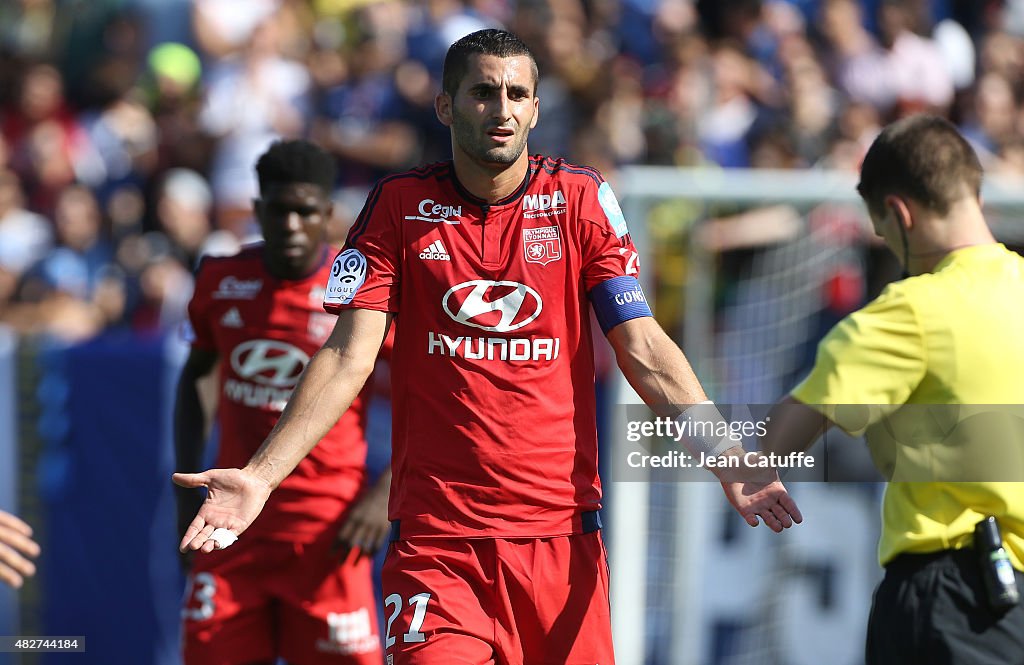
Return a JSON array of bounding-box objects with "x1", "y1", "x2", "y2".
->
[{"x1": 589, "y1": 276, "x2": 653, "y2": 334}]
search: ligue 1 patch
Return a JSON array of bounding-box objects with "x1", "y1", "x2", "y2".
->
[
  {"x1": 598, "y1": 181, "x2": 629, "y2": 238},
  {"x1": 523, "y1": 226, "x2": 562, "y2": 266},
  {"x1": 325, "y1": 249, "x2": 367, "y2": 305}
]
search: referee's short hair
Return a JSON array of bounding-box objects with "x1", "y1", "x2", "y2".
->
[{"x1": 857, "y1": 114, "x2": 982, "y2": 218}]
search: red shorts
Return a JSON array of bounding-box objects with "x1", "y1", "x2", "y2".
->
[
  {"x1": 182, "y1": 533, "x2": 381, "y2": 665},
  {"x1": 381, "y1": 531, "x2": 615, "y2": 665}
]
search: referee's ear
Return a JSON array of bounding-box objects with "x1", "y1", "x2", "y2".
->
[{"x1": 884, "y1": 195, "x2": 914, "y2": 232}]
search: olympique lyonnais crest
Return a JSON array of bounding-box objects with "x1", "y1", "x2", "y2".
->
[{"x1": 523, "y1": 226, "x2": 562, "y2": 266}]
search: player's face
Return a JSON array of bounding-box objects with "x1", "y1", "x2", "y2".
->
[
  {"x1": 443, "y1": 54, "x2": 539, "y2": 169},
  {"x1": 255, "y1": 182, "x2": 332, "y2": 277}
]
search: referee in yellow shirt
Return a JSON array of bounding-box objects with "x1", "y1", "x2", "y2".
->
[{"x1": 761, "y1": 114, "x2": 1024, "y2": 664}]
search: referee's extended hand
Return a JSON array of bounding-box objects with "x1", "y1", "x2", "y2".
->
[{"x1": 172, "y1": 468, "x2": 273, "y2": 553}]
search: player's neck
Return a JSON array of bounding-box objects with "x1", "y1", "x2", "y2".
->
[
  {"x1": 906, "y1": 205, "x2": 995, "y2": 275},
  {"x1": 452, "y1": 150, "x2": 530, "y2": 203},
  {"x1": 264, "y1": 245, "x2": 327, "y2": 281}
]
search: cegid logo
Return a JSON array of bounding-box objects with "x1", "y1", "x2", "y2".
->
[
  {"x1": 229, "y1": 340, "x2": 309, "y2": 387},
  {"x1": 213, "y1": 276, "x2": 263, "y2": 300},
  {"x1": 405, "y1": 199, "x2": 462, "y2": 224},
  {"x1": 442, "y1": 280, "x2": 542, "y2": 332}
]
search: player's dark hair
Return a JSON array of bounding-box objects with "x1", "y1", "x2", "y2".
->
[
  {"x1": 857, "y1": 114, "x2": 982, "y2": 218},
  {"x1": 441, "y1": 29, "x2": 538, "y2": 97},
  {"x1": 255, "y1": 140, "x2": 336, "y2": 194}
]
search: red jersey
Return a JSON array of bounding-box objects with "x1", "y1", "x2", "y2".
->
[
  {"x1": 325, "y1": 156, "x2": 642, "y2": 539},
  {"x1": 189, "y1": 245, "x2": 369, "y2": 542}
]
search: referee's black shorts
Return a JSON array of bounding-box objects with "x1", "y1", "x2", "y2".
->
[{"x1": 866, "y1": 548, "x2": 1024, "y2": 665}]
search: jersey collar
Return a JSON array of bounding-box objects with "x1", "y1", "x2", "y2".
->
[
  {"x1": 449, "y1": 160, "x2": 533, "y2": 209},
  {"x1": 933, "y1": 242, "x2": 1004, "y2": 272}
]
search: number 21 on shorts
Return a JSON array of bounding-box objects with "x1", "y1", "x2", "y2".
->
[{"x1": 384, "y1": 592, "x2": 431, "y2": 647}]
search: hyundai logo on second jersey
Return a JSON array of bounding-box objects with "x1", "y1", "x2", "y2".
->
[
  {"x1": 230, "y1": 340, "x2": 309, "y2": 387},
  {"x1": 442, "y1": 280, "x2": 542, "y2": 332},
  {"x1": 226, "y1": 339, "x2": 310, "y2": 410}
]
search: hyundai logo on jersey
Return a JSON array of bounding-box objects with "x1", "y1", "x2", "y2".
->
[{"x1": 442, "y1": 280, "x2": 542, "y2": 333}]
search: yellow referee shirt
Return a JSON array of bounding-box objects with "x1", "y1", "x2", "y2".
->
[{"x1": 792, "y1": 243, "x2": 1024, "y2": 569}]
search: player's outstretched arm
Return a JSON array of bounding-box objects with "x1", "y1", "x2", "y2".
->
[
  {"x1": 173, "y1": 307, "x2": 392, "y2": 553},
  {"x1": 606, "y1": 316, "x2": 709, "y2": 416},
  {"x1": 0, "y1": 510, "x2": 40, "y2": 589},
  {"x1": 606, "y1": 317, "x2": 802, "y2": 532}
]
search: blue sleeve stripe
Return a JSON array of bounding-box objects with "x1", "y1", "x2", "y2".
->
[{"x1": 588, "y1": 275, "x2": 653, "y2": 334}]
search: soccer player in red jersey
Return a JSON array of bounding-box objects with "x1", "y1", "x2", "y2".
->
[
  {"x1": 175, "y1": 31, "x2": 801, "y2": 664},
  {"x1": 174, "y1": 140, "x2": 389, "y2": 665}
]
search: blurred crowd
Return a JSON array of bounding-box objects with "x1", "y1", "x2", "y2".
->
[{"x1": 0, "y1": 0, "x2": 1021, "y2": 342}]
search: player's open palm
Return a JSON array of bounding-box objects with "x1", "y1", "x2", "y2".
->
[
  {"x1": 719, "y1": 457, "x2": 803, "y2": 533},
  {"x1": 172, "y1": 469, "x2": 273, "y2": 553}
]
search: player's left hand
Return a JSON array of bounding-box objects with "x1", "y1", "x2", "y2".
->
[
  {"x1": 334, "y1": 474, "x2": 390, "y2": 561},
  {"x1": 719, "y1": 458, "x2": 803, "y2": 533}
]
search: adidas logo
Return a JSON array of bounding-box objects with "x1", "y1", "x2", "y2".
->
[
  {"x1": 419, "y1": 239, "x2": 451, "y2": 261},
  {"x1": 220, "y1": 307, "x2": 244, "y2": 328}
]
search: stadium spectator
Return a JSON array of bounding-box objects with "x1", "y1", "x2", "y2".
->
[
  {"x1": 876, "y1": 0, "x2": 955, "y2": 114},
  {"x1": 760, "y1": 115, "x2": 1024, "y2": 664},
  {"x1": 142, "y1": 42, "x2": 209, "y2": 173},
  {"x1": 199, "y1": 9, "x2": 311, "y2": 238},
  {"x1": 9, "y1": 184, "x2": 124, "y2": 341},
  {"x1": 3, "y1": 63, "x2": 100, "y2": 215},
  {"x1": 310, "y1": 5, "x2": 422, "y2": 192},
  {"x1": 174, "y1": 139, "x2": 389, "y2": 664},
  {"x1": 154, "y1": 167, "x2": 214, "y2": 267},
  {"x1": 0, "y1": 169, "x2": 52, "y2": 283},
  {"x1": 0, "y1": 509, "x2": 39, "y2": 590},
  {"x1": 174, "y1": 28, "x2": 800, "y2": 665}
]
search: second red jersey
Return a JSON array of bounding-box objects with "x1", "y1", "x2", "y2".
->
[
  {"x1": 189, "y1": 245, "x2": 369, "y2": 541},
  {"x1": 325, "y1": 156, "x2": 643, "y2": 539}
]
